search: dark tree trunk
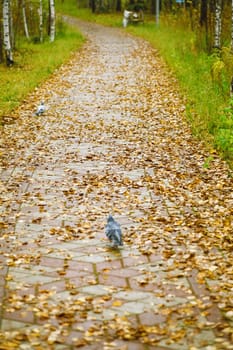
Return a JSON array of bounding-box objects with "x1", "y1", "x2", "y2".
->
[
  {"x1": 90, "y1": 0, "x2": 96, "y2": 13},
  {"x1": 116, "y1": 0, "x2": 121, "y2": 12},
  {"x1": 200, "y1": 0, "x2": 208, "y2": 29}
]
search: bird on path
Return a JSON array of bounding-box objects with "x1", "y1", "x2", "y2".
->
[
  {"x1": 105, "y1": 215, "x2": 123, "y2": 248},
  {"x1": 35, "y1": 101, "x2": 45, "y2": 116}
]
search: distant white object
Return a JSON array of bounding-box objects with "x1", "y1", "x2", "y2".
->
[
  {"x1": 123, "y1": 10, "x2": 132, "y2": 28},
  {"x1": 36, "y1": 101, "x2": 45, "y2": 116}
]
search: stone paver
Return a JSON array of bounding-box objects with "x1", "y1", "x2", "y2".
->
[{"x1": 0, "y1": 18, "x2": 233, "y2": 350}]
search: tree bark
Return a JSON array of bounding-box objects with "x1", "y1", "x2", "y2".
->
[
  {"x1": 214, "y1": 0, "x2": 222, "y2": 49},
  {"x1": 0, "y1": 0, "x2": 3, "y2": 63},
  {"x1": 90, "y1": 0, "x2": 96, "y2": 13},
  {"x1": 3, "y1": 0, "x2": 13, "y2": 65},
  {"x1": 39, "y1": 0, "x2": 43, "y2": 42},
  {"x1": 49, "y1": 0, "x2": 55, "y2": 42},
  {"x1": 22, "y1": 0, "x2": 30, "y2": 39},
  {"x1": 200, "y1": 0, "x2": 208, "y2": 30},
  {"x1": 116, "y1": 0, "x2": 121, "y2": 12}
]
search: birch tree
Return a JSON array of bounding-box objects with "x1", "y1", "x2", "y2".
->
[
  {"x1": 3, "y1": 0, "x2": 13, "y2": 65},
  {"x1": 214, "y1": 0, "x2": 222, "y2": 49},
  {"x1": 0, "y1": 0, "x2": 3, "y2": 62},
  {"x1": 49, "y1": 0, "x2": 55, "y2": 42},
  {"x1": 39, "y1": 0, "x2": 43, "y2": 42},
  {"x1": 22, "y1": 0, "x2": 30, "y2": 39}
]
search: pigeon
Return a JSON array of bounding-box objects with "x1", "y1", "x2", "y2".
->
[
  {"x1": 35, "y1": 101, "x2": 45, "y2": 116},
  {"x1": 105, "y1": 215, "x2": 123, "y2": 247}
]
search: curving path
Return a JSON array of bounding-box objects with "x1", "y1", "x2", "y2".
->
[{"x1": 0, "y1": 18, "x2": 232, "y2": 350}]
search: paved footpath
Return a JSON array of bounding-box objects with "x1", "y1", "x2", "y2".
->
[{"x1": 0, "y1": 18, "x2": 233, "y2": 350}]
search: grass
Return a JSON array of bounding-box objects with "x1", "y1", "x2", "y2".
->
[
  {"x1": 0, "y1": 20, "x2": 84, "y2": 116},
  {"x1": 126, "y1": 21, "x2": 233, "y2": 167},
  {"x1": 56, "y1": 2, "x2": 122, "y2": 27}
]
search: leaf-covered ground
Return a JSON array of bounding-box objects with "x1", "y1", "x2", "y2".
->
[{"x1": 0, "y1": 18, "x2": 232, "y2": 350}]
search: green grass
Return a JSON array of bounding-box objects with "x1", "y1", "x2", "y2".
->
[
  {"x1": 0, "y1": 20, "x2": 84, "y2": 116},
  {"x1": 126, "y1": 21, "x2": 233, "y2": 166},
  {"x1": 56, "y1": 2, "x2": 122, "y2": 27}
]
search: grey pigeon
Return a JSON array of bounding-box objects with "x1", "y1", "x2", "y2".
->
[
  {"x1": 105, "y1": 215, "x2": 123, "y2": 247},
  {"x1": 36, "y1": 101, "x2": 45, "y2": 116}
]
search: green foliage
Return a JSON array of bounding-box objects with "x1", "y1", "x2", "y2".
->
[
  {"x1": 213, "y1": 101, "x2": 233, "y2": 162},
  {"x1": 125, "y1": 20, "x2": 232, "y2": 167},
  {"x1": 203, "y1": 156, "x2": 214, "y2": 169},
  {"x1": 56, "y1": 1, "x2": 122, "y2": 27}
]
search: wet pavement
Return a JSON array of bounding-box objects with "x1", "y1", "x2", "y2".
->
[{"x1": 0, "y1": 18, "x2": 233, "y2": 350}]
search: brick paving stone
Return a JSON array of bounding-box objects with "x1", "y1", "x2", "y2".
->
[
  {"x1": 128, "y1": 277, "x2": 159, "y2": 292},
  {"x1": 98, "y1": 274, "x2": 128, "y2": 288},
  {"x1": 74, "y1": 254, "x2": 109, "y2": 263},
  {"x1": 1, "y1": 319, "x2": 30, "y2": 331},
  {"x1": 62, "y1": 329, "x2": 84, "y2": 345},
  {"x1": 79, "y1": 284, "x2": 114, "y2": 296},
  {"x1": 0, "y1": 276, "x2": 5, "y2": 286},
  {"x1": 114, "y1": 290, "x2": 154, "y2": 301},
  {"x1": 67, "y1": 260, "x2": 94, "y2": 273},
  {"x1": 96, "y1": 259, "x2": 123, "y2": 272},
  {"x1": 107, "y1": 268, "x2": 140, "y2": 278},
  {"x1": 0, "y1": 266, "x2": 8, "y2": 276},
  {"x1": 89, "y1": 307, "x2": 128, "y2": 321},
  {"x1": 38, "y1": 280, "x2": 67, "y2": 293},
  {"x1": 158, "y1": 340, "x2": 189, "y2": 350},
  {"x1": 122, "y1": 255, "x2": 149, "y2": 268},
  {"x1": 40, "y1": 256, "x2": 65, "y2": 268},
  {"x1": 3, "y1": 309, "x2": 34, "y2": 323},
  {"x1": 70, "y1": 274, "x2": 97, "y2": 288},
  {"x1": 115, "y1": 301, "x2": 147, "y2": 314},
  {"x1": 148, "y1": 347, "x2": 172, "y2": 350},
  {"x1": 73, "y1": 245, "x2": 108, "y2": 255},
  {"x1": 8, "y1": 269, "x2": 59, "y2": 285},
  {"x1": 205, "y1": 302, "x2": 224, "y2": 323},
  {"x1": 139, "y1": 311, "x2": 167, "y2": 326},
  {"x1": 188, "y1": 269, "x2": 210, "y2": 298},
  {"x1": 106, "y1": 341, "x2": 147, "y2": 350}
]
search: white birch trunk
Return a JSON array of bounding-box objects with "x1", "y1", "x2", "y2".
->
[
  {"x1": 49, "y1": 0, "x2": 56, "y2": 42},
  {"x1": 3, "y1": 0, "x2": 13, "y2": 64},
  {"x1": 22, "y1": 0, "x2": 30, "y2": 39},
  {"x1": 9, "y1": 0, "x2": 14, "y2": 48},
  {"x1": 214, "y1": 0, "x2": 222, "y2": 49},
  {"x1": 39, "y1": 0, "x2": 43, "y2": 42}
]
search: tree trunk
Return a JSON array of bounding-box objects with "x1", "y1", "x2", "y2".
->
[
  {"x1": 116, "y1": 0, "x2": 121, "y2": 12},
  {"x1": 214, "y1": 0, "x2": 222, "y2": 49},
  {"x1": 200, "y1": 0, "x2": 208, "y2": 30},
  {"x1": 0, "y1": 0, "x2": 3, "y2": 63},
  {"x1": 3, "y1": 0, "x2": 13, "y2": 65},
  {"x1": 49, "y1": 0, "x2": 55, "y2": 42},
  {"x1": 90, "y1": 0, "x2": 96, "y2": 13},
  {"x1": 22, "y1": 0, "x2": 30, "y2": 39},
  {"x1": 39, "y1": 0, "x2": 43, "y2": 42}
]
